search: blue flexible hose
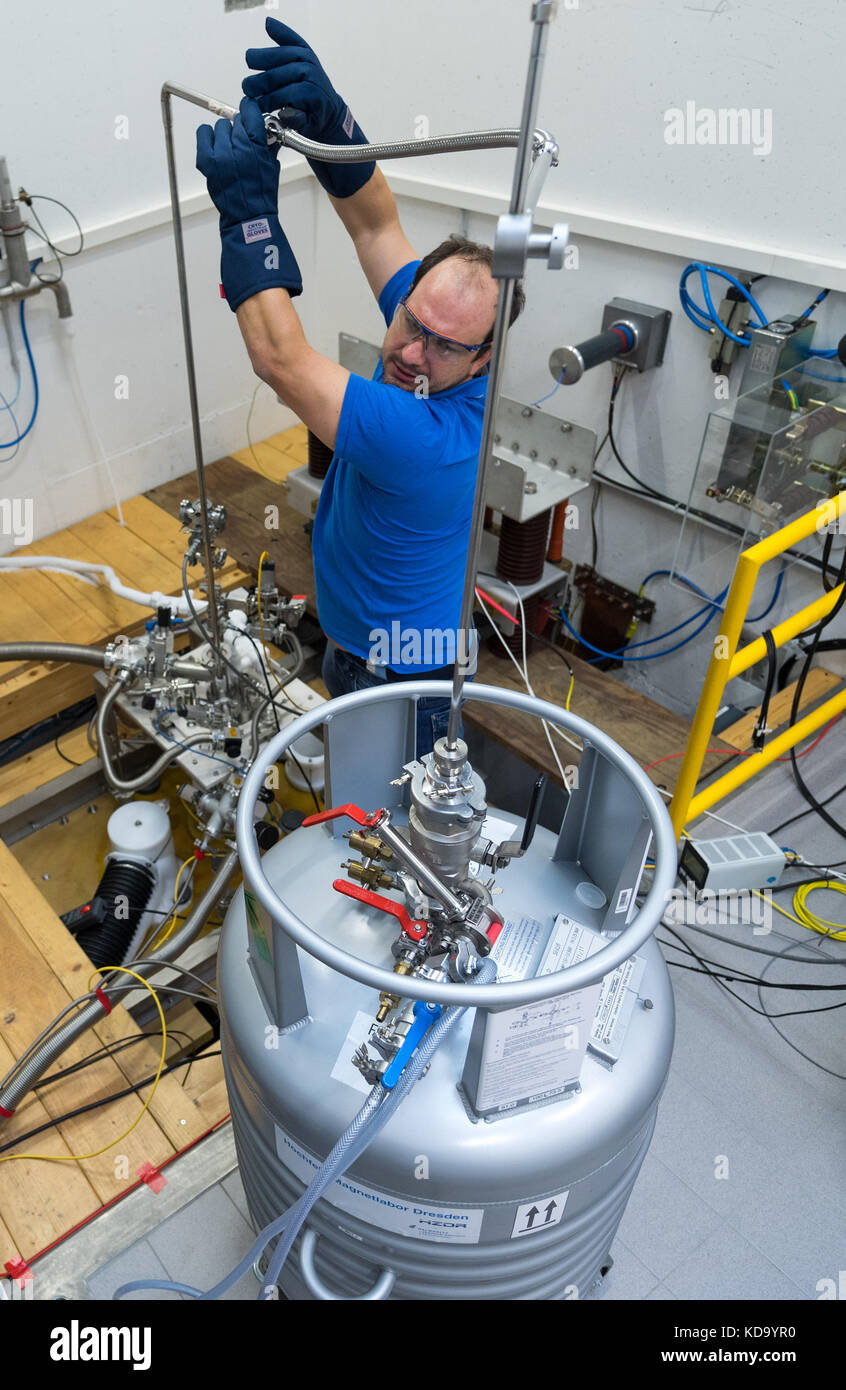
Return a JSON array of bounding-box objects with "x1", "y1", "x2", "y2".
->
[{"x1": 114, "y1": 959, "x2": 497, "y2": 1301}]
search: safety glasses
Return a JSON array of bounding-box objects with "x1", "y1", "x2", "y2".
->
[{"x1": 393, "y1": 295, "x2": 492, "y2": 361}]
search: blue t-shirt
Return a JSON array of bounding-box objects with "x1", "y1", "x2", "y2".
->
[{"x1": 312, "y1": 260, "x2": 487, "y2": 673}]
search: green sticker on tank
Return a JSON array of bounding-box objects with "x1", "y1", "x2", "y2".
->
[{"x1": 244, "y1": 887, "x2": 272, "y2": 965}]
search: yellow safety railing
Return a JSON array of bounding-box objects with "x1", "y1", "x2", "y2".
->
[{"x1": 669, "y1": 491, "x2": 846, "y2": 838}]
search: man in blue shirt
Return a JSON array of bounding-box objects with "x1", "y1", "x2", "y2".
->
[{"x1": 197, "y1": 19, "x2": 525, "y2": 752}]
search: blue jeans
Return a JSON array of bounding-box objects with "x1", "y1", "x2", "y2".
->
[{"x1": 321, "y1": 642, "x2": 461, "y2": 757}]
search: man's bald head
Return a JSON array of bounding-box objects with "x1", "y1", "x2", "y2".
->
[
  {"x1": 408, "y1": 234, "x2": 526, "y2": 351},
  {"x1": 380, "y1": 235, "x2": 526, "y2": 394}
]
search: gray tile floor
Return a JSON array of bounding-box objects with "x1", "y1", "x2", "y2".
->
[{"x1": 61, "y1": 734, "x2": 846, "y2": 1301}]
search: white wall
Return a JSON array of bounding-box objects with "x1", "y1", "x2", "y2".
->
[
  {"x1": 0, "y1": 0, "x2": 319, "y2": 547},
  {"x1": 1, "y1": 0, "x2": 843, "y2": 715}
]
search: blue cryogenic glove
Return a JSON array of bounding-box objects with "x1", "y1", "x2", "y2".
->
[
  {"x1": 242, "y1": 17, "x2": 375, "y2": 200},
  {"x1": 195, "y1": 96, "x2": 303, "y2": 311}
]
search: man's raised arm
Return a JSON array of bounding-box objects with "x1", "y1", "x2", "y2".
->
[{"x1": 242, "y1": 17, "x2": 417, "y2": 300}]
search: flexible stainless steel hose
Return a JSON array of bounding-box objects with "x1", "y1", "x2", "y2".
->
[
  {"x1": 275, "y1": 127, "x2": 524, "y2": 161},
  {"x1": 0, "y1": 641, "x2": 106, "y2": 667},
  {"x1": 96, "y1": 676, "x2": 214, "y2": 795}
]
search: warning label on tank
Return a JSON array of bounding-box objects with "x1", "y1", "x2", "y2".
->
[
  {"x1": 474, "y1": 916, "x2": 605, "y2": 1114},
  {"x1": 274, "y1": 1126, "x2": 485, "y2": 1244}
]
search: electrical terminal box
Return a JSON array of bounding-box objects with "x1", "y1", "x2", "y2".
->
[{"x1": 678, "y1": 831, "x2": 787, "y2": 894}]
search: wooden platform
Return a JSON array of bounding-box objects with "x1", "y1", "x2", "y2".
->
[
  {"x1": 0, "y1": 425, "x2": 309, "y2": 744},
  {"x1": 0, "y1": 426, "x2": 310, "y2": 1270},
  {"x1": 0, "y1": 836, "x2": 228, "y2": 1269}
]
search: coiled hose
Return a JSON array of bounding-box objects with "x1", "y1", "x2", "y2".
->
[{"x1": 114, "y1": 957, "x2": 497, "y2": 1301}]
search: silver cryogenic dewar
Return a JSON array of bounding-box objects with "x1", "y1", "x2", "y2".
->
[{"x1": 219, "y1": 682, "x2": 677, "y2": 1301}]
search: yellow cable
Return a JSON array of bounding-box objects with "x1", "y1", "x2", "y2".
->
[
  {"x1": 0, "y1": 967, "x2": 167, "y2": 1165},
  {"x1": 793, "y1": 880, "x2": 846, "y2": 941},
  {"x1": 565, "y1": 673, "x2": 574, "y2": 710},
  {"x1": 246, "y1": 382, "x2": 275, "y2": 480},
  {"x1": 145, "y1": 855, "x2": 196, "y2": 952}
]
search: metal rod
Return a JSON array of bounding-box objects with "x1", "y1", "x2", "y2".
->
[
  {"x1": 445, "y1": 2, "x2": 556, "y2": 747},
  {"x1": 375, "y1": 817, "x2": 466, "y2": 919},
  {"x1": 160, "y1": 85, "x2": 224, "y2": 671}
]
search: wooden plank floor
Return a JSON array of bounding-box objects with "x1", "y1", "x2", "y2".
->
[
  {"x1": 0, "y1": 839, "x2": 228, "y2": 1267},
  {"x1": 0, "y1": 426, "x2": 313, "y2": 1267}
]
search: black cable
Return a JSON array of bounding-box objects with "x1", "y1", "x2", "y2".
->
[
  {"x1": 752, "y1": 629, "x2": 777, "y2": 751},
  {"x1": 756, "y1": 935, "x2": 846, "y2": 1081},
  {"x1": 769, "y1": 782, "x2": 846, "y2": 836},
  {"x1": 657, "y1": 936, "x2": 846, "y2": 990},
  {"x1": 660, "y1": 923, "x2": 846, "y2": 1019},
  {"x1": 786, "y1": 537, "x2": 846, "y2": 841},
  {"x1": 590, "y1": 364, "x2": 835, "y2": 574},
  {"x1": 53, "y1": 733, "x2": 85, "y2": 767},
  {"x1": 181, "y1": 556, "x2": 304, "y2": 720},
  {"x1": 780, "y1": 860, "x2": 846, "y2": 874},
  {"x1": 35, "y1": 1029, "x2": 198, "y2": 1087},
  {"x1": 606, "y1": 368, "x2": 679, "y2": 506},
  {"x1": 238, "y1": 628, "x2": 282, "y2": 735},
  {"x1": 0, "y1": 1047, "x2": 222, "y2": 1155},
  {"x1": 240, "y1": 627, "x2": 321, "y2": 813}
]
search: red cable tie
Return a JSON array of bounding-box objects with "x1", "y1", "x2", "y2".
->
[
  {"x1": 0, "y1": 1103, "x2": 15, "y2": 1118},
  {"x1": 4, "y1": 1256, "x2": 33, "y2": 1287},
  {"x1": 94, "y1": 987, "x2": 112, "y2": 1014},
  {"x1": 219, "y1": 283, "x2": 226, "y2": 299},
  {"x1": 137, "y1": 1161, "x2": 167, "y2": 1194},
  {"x1": 193, "y1": 848, "x2": 206, "y2": 860}
]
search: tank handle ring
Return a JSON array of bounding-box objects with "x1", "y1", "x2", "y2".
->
[
  {"x1": 236, "y1": 680, "x2": 679, "y2": 1008},
  {"x1": 299, "y1": 1229, "x2": 396, "y2": 1301}
]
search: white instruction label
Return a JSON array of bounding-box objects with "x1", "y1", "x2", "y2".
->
[
  {"x1": 490, "y1": 914, "x2": 546, "y2": 982},
  {"x1": 591, "y1": 952, "x2": 646, "y2": 1054},
  {"x1": 274, "y1": 1126, "x2": 484, "y2": 1244},
  {"x1": 475, "y1": 915, "x2": 605, "y2": 1114},
  {"x1": 511, "y1": 1189, "x2": 570, "y2": 1239},
  {"x1": 329, "y1": 1010, "x2": 377, "y2": 1095}
]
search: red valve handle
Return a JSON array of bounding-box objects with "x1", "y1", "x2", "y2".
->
[
  {"x1": 332, "y1": 878, "x2": 429, "y2": 942},
  {"x1": 302, "y1": 803, "x2": 382, "y2": 829}
]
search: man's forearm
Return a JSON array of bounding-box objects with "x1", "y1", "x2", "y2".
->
[
  {"x1": 327, "y1": 167, "x2": 416, "y2": 300},
  {"x1": 236, "y1": 289, "x2": 349, "y2": 450}
]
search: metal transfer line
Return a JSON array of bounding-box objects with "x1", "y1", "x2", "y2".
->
[
  {"x1": 160, "y1": 4, "x2": 558, "y2": 698},
  {"x1": 161, "y1": 85, "x2": 225, "y2": 672},
  {"x1": 445, "y1": 0, "x2": 558, "y2": 747}
]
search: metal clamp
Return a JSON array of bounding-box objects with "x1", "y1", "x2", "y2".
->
[
  {"x1": 299, "y1": 1230, "x2": 396, "y2": 1301},
  {"x1": 492, "y1": 212, "x2": 570, "y2": 278}
]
